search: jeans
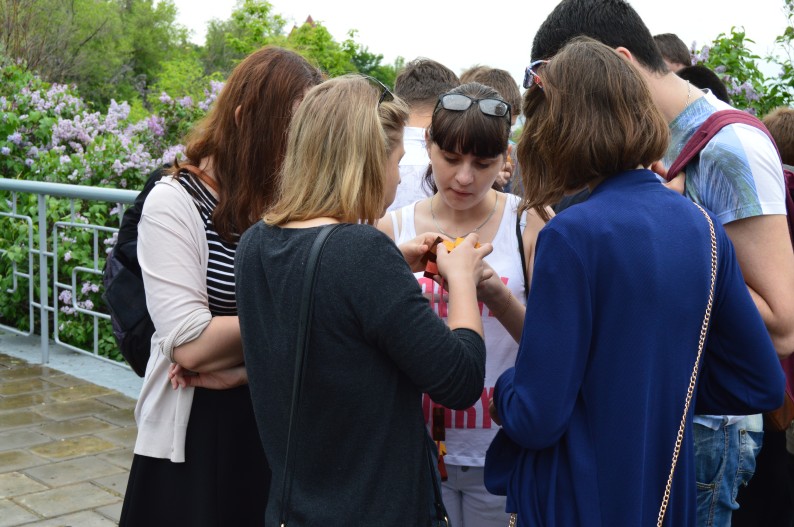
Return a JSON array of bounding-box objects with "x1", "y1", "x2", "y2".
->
[
  {"x1": 442, "y1": 465, "x2": 509, "y2": 527},
  {"x1": 695, "y1": 416, "x2": 763, "y2": 527}
]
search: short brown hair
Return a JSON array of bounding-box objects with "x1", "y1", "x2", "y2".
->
[
  {"x1": 179, "y1": 46, "x2": 322, "y2": 240},
  {"x1": 459, "y1": 66, "x2": 521, "y2": 114},
  {"x1": 517, "y1": 37, "x2": 669, "y2": 219},
  {"x1": 394, "y1": 58, "x2": 460, "y2": 108},
  {"x1": 762, "y1": 107, "x2": 794, "y2": 166},
  {"x1": 653, "y1": 33, "x2": 692, "y2": 69},
  {"x1": 265, "y1": 76, "x2": 408, "y2": 226}
]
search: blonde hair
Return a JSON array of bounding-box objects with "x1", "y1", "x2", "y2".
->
[{"x1": 265, "y1": 76, "x2": 408, "y2": 225}]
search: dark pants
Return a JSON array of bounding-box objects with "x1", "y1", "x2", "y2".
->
[{"x1": 732, "y1": 428, "x2": 794, "y2": 527}]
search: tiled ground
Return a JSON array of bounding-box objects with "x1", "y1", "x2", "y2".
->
[{"x1": 0, "y1": 353, "x2": 136, "y2": 526}]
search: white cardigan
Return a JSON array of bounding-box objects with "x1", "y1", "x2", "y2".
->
[{"x1": 133, "y1": 175, "x2": 215, "y2": 462}]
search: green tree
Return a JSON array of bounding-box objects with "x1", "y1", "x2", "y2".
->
[
  {"x1": 286, "y1": 22, "x2": 356, "y2": 77},
  {"x1": 224, "y1": 0, "x2": 286, "y2": 56},
  {"x1": 0, "y1": 0, "x2": 189, "y2": 110},
  {"x1": 693, "y1": 0, "x2": 794, "y2": 116}
]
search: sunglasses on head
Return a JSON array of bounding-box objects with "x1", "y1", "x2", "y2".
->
[
  {"x1": 362, "y1": 75, "x2": 395, "y2": 106},
  {"x1": 435, "y1": 93, "x2": 511, "y2": 121},
  {"x1": 523, "y1": 60, "x2": 549, "y2": 90}
]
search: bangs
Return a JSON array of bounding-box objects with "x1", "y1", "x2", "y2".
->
[{"x1": 431, "y1": 108, "x2": 509, "y2": 158}]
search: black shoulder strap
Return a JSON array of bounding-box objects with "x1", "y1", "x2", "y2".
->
[
  {"x1": 516, "y1": 210, "x2": 529, "y2": 300},
  {"x1": 279, "y1": 223, "x2": 343, "y2": 526}
]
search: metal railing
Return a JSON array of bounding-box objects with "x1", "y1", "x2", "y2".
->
[{"x1": 0, "y1": 178, "x2": 139, "y2": 366}]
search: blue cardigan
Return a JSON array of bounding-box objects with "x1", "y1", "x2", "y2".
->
[{"x1": 485, "y1": 169, "x2": 784, "y2": 526}]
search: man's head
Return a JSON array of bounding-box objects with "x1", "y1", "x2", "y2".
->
[
  {"x1": 394, "y1": 58, "x2": 461, "y2": 110},
  {"x1": 653, "y1": 33, "x2": 692, "y2": 72},
  {"x1": 458, "y1": 66, "x2": 521, "y2": 125},
  {"x1": 531, "y1": 0, "x2": 667, "y2": 74},
  {"x1": 763, "y1": 107, "x2": 794, "y2": 166},
  {"x1": 676, "y1": 65, "x2": 730, "y2": 104}
]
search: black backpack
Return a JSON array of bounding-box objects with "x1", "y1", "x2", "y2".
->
[{"x1": 102, "y1": 166, "x2": 167, "y2": 376}]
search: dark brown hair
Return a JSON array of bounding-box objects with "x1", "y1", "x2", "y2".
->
[
  {"x1": 459, "y1": 66, "x2": 521, "y2": 114},
  {"x1": 518, "y1": 37, "x2": 669, "y2": 219},
  {"x1": 177, "y1": 46, "x2": 323, "y2": 240},
  {"x1": 653, "y1": 33, "x2": 692, "y2": 68},
  {"x1": 424, "y1": 82, "x2": 512, "y2": 193},
  {"x1": 762, "y1": 107, "x2": 794, "y2": 166},
  {"x1": 394, "y1": 58, "x2": 460, "y2": 108}
]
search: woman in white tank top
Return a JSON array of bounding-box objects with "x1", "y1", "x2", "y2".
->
[{"x1": 378, "y1": 82, "x2": 549, "y2": 527}]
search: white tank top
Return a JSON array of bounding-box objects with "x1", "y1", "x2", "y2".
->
[{"x1": 390, "y1": 193, "x2": 527, "y2": 466}]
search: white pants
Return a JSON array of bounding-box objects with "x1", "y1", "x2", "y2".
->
[{"x1": 441, "y1": 464, "x2": 509, "y2": 527}]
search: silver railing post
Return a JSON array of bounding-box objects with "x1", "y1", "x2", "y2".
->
[{"x1": 38, "y1": 194, "x2": 49, "y2": 363}]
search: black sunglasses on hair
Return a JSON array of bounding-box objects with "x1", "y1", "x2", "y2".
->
[
  {"x1": 435, "y1": 93, "x2": 511, "y2": 121},
  {"x1": 362, "y1": 75, "x2": 395, "y2": 106}
]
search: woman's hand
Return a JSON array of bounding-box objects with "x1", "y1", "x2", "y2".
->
[
  {"x1": 496, "y1": 145, "x2": 514, "y2": 190},
  {"x1": 489, "y1": 396, "x2": 502, "y2": 426},
  {"x1": 399, "y1": 232, "x2": 443, "y2": 273},
  {"x1": 168, "y1": 363, "x2": 248, "y2": 390},
  {"x1": 435, "y1": 233, "x2": 493, "y2": 287},
  {"x1": 476, "y1": 261, "x2": 505, "y2": 304},
  {"x1": 651, "y1": 160, "x2": 685, "y2": 195}
]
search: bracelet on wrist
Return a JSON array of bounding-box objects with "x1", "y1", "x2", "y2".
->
[{"x1": 492, "y1": 290, "x2": 513, "y2": 318}]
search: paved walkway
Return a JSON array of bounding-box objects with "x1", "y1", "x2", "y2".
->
[{"x1": 0, "y1": 332, "x2": 142, "y2": 526}]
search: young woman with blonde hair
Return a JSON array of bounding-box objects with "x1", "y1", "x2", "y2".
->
[{"x1": 236, "y1": 75, "x2": 491, "y2": 526}]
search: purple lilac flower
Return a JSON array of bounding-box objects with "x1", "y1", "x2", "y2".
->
[
  {"x1": 81, "y1": 299, "x2": 94, "y2": 310},
  {"x1": 24, "y1": 159, "x2": 33, "y2": 167},
  {"x1": 159, "y1": 92, "x2": 173, "y2": 104},
  {"x1": 63, "y1": 251, "x2": 72, "y2": 261},
  {"x1": 58, "y1": 290, "x2": 72, "y2": 303},
  {"x1": 60, "y1": 305, "x2": 75, "y2": 315},
  {"x1": 60, "y1": 155, "x2": 71, "y2": 165},
  {"x1": 7, "y1": 132, "x2": 22, "y2": 145},
  {"x1": 27, "y1": 146, "x2": 38, "y2": 157},
  {"x1": 81, "y1": 282, "x2": 96, "y2": 295},
  {"x1": 146, "y1": 115, "x2": 165, "y2": 137},
  {"x1": 158, "y1": 144, "x2": 186, "y2": 166},
  {"x1": 177, "y1": 96, "x2": 193, "y2": 108},
  {"x1": 1, "y1": 147, "x2": 9, "y2": 155}
]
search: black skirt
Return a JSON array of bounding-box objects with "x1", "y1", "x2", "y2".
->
[{"x1": 120, "y1": 385, "x2": 270, "y2": 526}]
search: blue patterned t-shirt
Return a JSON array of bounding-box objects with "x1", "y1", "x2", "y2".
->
[{"x1": 663, "y1": 90, "x2": 786, "y2": 226}]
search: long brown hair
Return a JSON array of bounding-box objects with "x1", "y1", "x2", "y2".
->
[
  {"x1": 517, "y1": 37, "x2": 669, "y2": 220},
  {"x1": 177, "y1": 46, "x2": 323, "y2": 240}
]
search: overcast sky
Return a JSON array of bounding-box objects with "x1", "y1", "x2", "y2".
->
[{"x1": 170, "y1": 0, "x2": 790, "y2": 87}]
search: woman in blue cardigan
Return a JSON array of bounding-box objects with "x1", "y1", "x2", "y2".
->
[{"x1": 484, "y1": 37, "x2": 785, "y2": 526}]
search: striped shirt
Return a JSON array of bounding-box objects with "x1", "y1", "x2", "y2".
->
[{"x1": 178, "y1": 173, "x2": 238, "y2": 316}]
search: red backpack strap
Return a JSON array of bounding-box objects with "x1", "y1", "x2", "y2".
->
[{"x1": 665, "y1": 109, "x2": 777, "y2": 181}]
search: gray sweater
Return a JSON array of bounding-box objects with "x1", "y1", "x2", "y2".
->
[{"x1": 236, "y1": 222, "x2": 485, "y2": 527}]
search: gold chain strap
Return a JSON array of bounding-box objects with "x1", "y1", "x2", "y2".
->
[
  {"x1": 657, "y1": 204, "x2": 718, "y2": 526},
  {"x1": 508, "y1": 513, "x2": 517, "y2": 527}
]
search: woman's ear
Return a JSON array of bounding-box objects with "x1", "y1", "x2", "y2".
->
[{"x1": 424, "y1": 129, "x2": 432, "y2": 156}]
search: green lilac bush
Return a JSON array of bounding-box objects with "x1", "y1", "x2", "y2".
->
[
  {"x1": 691, "y1": 26, "x2": 794, "y2": 116},
  {"x1": 0, "y1": 55, "x2": 220, "y2": 360}
]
